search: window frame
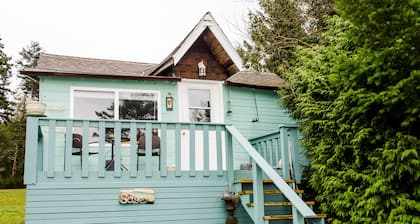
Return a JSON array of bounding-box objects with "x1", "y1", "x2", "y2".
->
[{"x1": 70, "y1": 86, "x2": 161, "y2": 121}]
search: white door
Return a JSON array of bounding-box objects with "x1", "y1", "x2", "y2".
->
[{"x1": 178, "y1": 79, "x2": 225, "y2": 171}]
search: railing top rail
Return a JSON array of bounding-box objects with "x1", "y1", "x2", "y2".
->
[
  {"x1": 35, "y1": 117, "x2": 227, "y2": 126},
  {"x1": 226, "y1": 125, "x2": 316, "y2": 218},
  {"x1": 249, "y1": 130, "x2": 280, "y2": 142},
  {"x1": 248, "y1": 123, "x2": 299, "y2": 142}
]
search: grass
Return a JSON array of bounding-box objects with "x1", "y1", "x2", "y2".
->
[{"x1": 0, "y1": 189, "x2": 25, "y2": 224}]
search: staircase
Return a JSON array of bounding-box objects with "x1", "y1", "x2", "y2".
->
[
  {"x1": 225, "y1": 125, "x2": 327, "y2": 224},
  {"x1": 234, "y1": 178, "x2": 326, "y2": 223}
]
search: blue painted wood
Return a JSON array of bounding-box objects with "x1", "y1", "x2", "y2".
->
[
  {"x1": 226, "y1": 125, "x2": 316, "y2": 218},
  {"x1": 279, "y1": 125, "x2": 290, "y2": 179},
  {"x1": 37, "y1": 129, "x2": 44, "y2": 172},
  {"x1": 98, "y1": 121, "x2": 106, "y2": 178},
  {"x1": 24, "y1": 178, "x2": 248, "y2": 224},
  {"x1": 47, "y1": 119, "x2": 56, "y2": 178},
  {"x1": 252, "y1": 160, "x2": 265, "y2": 224},
  {"x1": 175, "y1": 123, "x2": 181, "y2": 177},
  {"x1": 24, "y1": 117, "x2": 39, "y2": 185},
  {"x1": 114, "y1": 122, "x2": 122, "y2": 177},
  {"x1": 64, "y1": 120, "x2": 72, "y2": 177},
  {"x1": 216, "y1": 125, "x2": 223, "y2": 176},
  {"x1": 189, "y1": 124, "x2": 196, "y2": 177},
  {"x1": 129, "y1": 122, "x2": 137, "y2": 177},
  {"x1": 160, "y1": 123, "x2": 167, "y2": 177},
  {"x1": 145, "y1": 122, "x2": 152, "y2": 177},
  {"x1": 203, "y1": 125, "x2": 210, "y2": 177},
  {"x1": 81, "y1": 121, "x2": 89, "y2": 178},
  {"x1": 225, "y1": 129, "x2": 234, "y2": 191},
  {"x1": 293, "y1": 206, "x2": 305, "y2": 224}
]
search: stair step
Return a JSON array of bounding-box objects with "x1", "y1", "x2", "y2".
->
[
  {"x1": 247, "y1": 201, "x2": 315, "y2": 207},
  {"x1": 264, "y1": 213, "x2": 327, "y2": 220},
  {"x1": 237, "y1": 189, "x2": 304, "y2": 195},
  {"x1": 235, "y1": 179, "x2": 294, "y2": 184}
]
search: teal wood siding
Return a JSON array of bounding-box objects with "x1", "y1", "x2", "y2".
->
[
  {"x1": 39, "y1": 76, "x2": 178, "y2": 121},
  {"x1": 223, "y1": 86, "x2": 309, "y2": 170},
  {"x1": 25, "y1": 176, "x2": 253, "y2": 224}
]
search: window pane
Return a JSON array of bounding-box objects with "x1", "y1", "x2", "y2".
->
[
  {"x1": 73, "y1": 90, "x2": 114, "y2": 119},
  {"x1": 119, "y1": 92, "x2": 158, "y2": 120},
  {"x1": 188, "y1": 89, "x2": 210, "y2": 108},
  {"x1": 189, "y1": 109, "x2": 211, "y2": 122}
]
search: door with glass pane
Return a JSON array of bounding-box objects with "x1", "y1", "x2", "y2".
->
[{"x1": 178, "y1": 80, "x2": 224, "y2": 171}]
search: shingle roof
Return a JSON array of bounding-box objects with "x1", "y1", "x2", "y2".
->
[
  {"x1": 25, "y1": 53, "x2": 158, "y2": 77},
  {"x1": 226, "y1": 71, "x2": 288, "y2": 89}
]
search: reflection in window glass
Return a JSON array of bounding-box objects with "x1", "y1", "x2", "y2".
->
[
  {"x1": 188, "y1": 89, "x2": 211, "y2": 122},
  {"x1": 73, "y1": 90, "x2": 114, "y2": 119},
  {"x1": 119, "y1": 92, "x2": 158, "y2": 120},
  {"x1": 188, "y1": 89, "x2": 210, "y2": 107},
  {"x1": 189, "y1": 109, "x2": 211, "y2": 122}
]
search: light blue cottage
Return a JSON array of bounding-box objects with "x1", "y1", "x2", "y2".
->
[{"x1": 22, "y1": 12, "x2": 326, "y2": 224}]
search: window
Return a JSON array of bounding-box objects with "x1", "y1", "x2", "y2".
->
[
  {"x1": 119, "y1": 92, "x2": 158, "y2": 120},
  {"x1": 188, "y1": 89, "x2": 211, "y2": 122},
  {"x1": 72, "y1": 89, "x2": 159, "y2": 142},
  {"x1": 73, "y1": 89, "x2": 159, "y2": 121},
  {"x1": 73, "y1": 90, "x2": 115, "y2": 119}
]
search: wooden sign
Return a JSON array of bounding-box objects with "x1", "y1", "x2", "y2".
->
[{"x1": 119, "y1": 188, "x2": 155, "y2": 204}]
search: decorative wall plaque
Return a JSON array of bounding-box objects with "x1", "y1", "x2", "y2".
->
[{"x1": 119, "y1": 188, "x2": 155, "y2": 204}]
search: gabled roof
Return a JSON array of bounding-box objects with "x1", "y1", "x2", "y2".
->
[
  {"x1": 150, "y1": 12, "x2": 243, "y2": 76},
  {"x1": 226, "y1": 71, "x2": 287, "y2": 90}
]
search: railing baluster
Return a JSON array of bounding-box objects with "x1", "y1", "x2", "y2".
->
[
  {"x1": 216, "y1": 125, "x2": 223, "y2": 176},
  {"x1": 98, "y1": 121, "x2": 105, "y2": 178},
  {"x1": 47, "y1": 120, "x2": 56, "y2": 178},
  {"x1": 129, "y1": 122, "x2": 137, "y2": 177},
  {"x1": 203, "y1": 125, "x2": 210, "y2": 177},
  {"x1": 252, "y1": 161, "x2": 265, "y2": 223},
  {"x1": 262, "y1": 141, "x2": 267, "y2": 162},
  {"x1": 160, "y1": 123, "x2": 167, "y2": 177},
  {"x1": 189, "y1": 124, "x2": 196, "y2": 176},
  {"x1": 225, "y1": 126, "x2": 234, "y2": 191},
  {"x1": 279, "y1": 125, "x2": 290, "y2": 179},
  {"x1": 114, "y1": 122, "x2": 122, "y2": 177},
  {"x1": 267, "y1": 140, "x2": 273, "y2": 167},
  {"x1": 273, "y1": 138, "x2": 279, "y2": 168},
  {"x1": 293, "y1": 206, "x2": 305, "y2": 224},
  {"x1": 64, "y1": 120, "x2": 72, "y2": 177},
  {"x1": 24, "y1": 117, "x2": 39, "y2": 185},
  {"x1": 145, "y1": 123, "x2": 152, "y2": 177},
  {"x1": 81, "y1": 121, "x2": 89, "y2": 178},
  {"x1": 175, "y1": 124, "x2": 182, "y2": 177}
]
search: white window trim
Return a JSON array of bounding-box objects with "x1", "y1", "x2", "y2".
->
[
  {"x1": 70, "y1": 86, "x2": 161, "y2": 121},
  {"x1": 178, "y1": 79, "x2": 224, "y2": 123}
]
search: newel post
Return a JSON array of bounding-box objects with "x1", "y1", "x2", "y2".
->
[
  {"x1": 24, "y1": 116, "x2": 40, "y2": 185},
  {"x1": 279, "y1": 125, "x2": 290, "y2": 179}
]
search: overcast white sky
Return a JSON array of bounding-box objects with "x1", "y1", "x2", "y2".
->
[{"x1": 0, "y1": 0, "x2": 258, "y2": 64}]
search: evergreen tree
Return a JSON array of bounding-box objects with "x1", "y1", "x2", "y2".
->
[
  {"x1": 0, "y1": 37, "x2": 13, "y2": 122},
  {"x1": 238, "y1": 0, "x2": 333, "y2": 74},
  {"x1": 243, "y1": 0, "x2": 420, "y2": 223},
  {"x1": 16, "y1": 41, "x2": 43, "y2": 100}
]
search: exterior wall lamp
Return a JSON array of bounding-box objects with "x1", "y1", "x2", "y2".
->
[{"x1": 198, "y1": 60, "x2": 206, "y2": 77}]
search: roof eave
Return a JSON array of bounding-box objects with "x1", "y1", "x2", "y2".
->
[
  {"x1": 225, "y1": 81, "x2": 283, "y2": 90},
  {"x1": 21, "y1": 69, "x2": 181, "y2": 82}
]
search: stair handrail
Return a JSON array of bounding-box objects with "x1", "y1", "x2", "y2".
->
[{"x1": 226, "y1": 125, "x2": 316, "y2": 218}]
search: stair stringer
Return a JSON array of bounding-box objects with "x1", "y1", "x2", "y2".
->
[{"x1": 234, "y1": 183, "x2": 258, "y2": 223}]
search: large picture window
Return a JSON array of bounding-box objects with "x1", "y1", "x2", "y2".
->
[
  {"x1": 72, "y1": 89, "x2": 159, "y2": 142},
  {"x1": 73, "y1": 89, "x2": 159, "y2": 121}
]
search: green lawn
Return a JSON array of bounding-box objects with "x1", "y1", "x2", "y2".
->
[{"x1": 0, "y1": 189, "x2": 25, "y2": 224}]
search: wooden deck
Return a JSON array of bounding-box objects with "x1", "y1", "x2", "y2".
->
[{"x1": 24, "y1": 117, "x2": 321, "y2": 224}]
